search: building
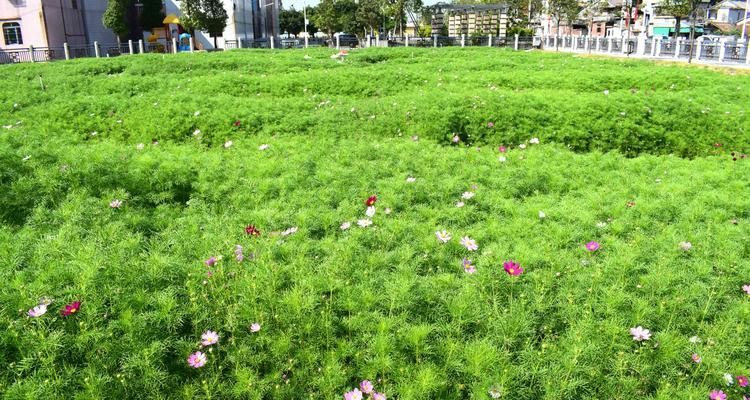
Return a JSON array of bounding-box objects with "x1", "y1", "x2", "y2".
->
[
  {"x1": 161, "y1": 0, "x2": 279, "y2": 49},
  {"x1": 707, "y1": 0, "x2": 749, "y2": 32},
  {"x1": 430, "y1": 3, "x2": 509, "y2": 38},
  {"x1": 1, "y1": 0, "x2": 116, "y2": 50}
]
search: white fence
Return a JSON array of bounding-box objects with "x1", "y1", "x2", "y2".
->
[
  {"x1": 3, "y1": 34, "x2": 748, "y2": 66},
  {"x1": 540, "y1": 34, "x2": 750, "y2": 65}
]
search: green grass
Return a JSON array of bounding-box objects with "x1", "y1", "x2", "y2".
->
[{"x1": 0, "y1": 48, "x2": 749, "y2": 399}]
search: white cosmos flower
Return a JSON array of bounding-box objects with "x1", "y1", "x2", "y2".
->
[
  {"x1": 365, "y1": 206, "x2": 376, "y2": 217},
  {"x1": 357, "y1": 219, "x2": 372, "y2": 228}
]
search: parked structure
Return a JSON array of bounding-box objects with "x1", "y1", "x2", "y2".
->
[
  {"x1": 707, "y1": 0, "x2": 749, "y2": 32},
  {"x1": 0, "y1": 0, "x2": 116, "y2": 50}
]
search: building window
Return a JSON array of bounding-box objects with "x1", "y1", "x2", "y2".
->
[
  {"x1": 3, "y1": 22, "x2": 23, "y2": 45},
  {"x1": 72, "y1": 0, "x2": 77, "y2": 9}
]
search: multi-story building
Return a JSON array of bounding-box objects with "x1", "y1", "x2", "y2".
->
[
  {"x1": 430, "y1": 3, "x2": 509, "y2": 38},
  {"x1": 0, "y1": 0, "x2": 116, "y2": 50},
  {"x1": 161, "y1": 0, "x2": 280, "y2": 49}
]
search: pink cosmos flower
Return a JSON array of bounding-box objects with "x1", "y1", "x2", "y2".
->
[
  {"x1": 201, "y1": 330, "x2": 219, "y2": 346},
  {"x1": 742, "y1": 284, "x2": 750, "y2": 295},
  {"x1": 344, "y1": 388, "x2": 363, "y2": 400},
  {"x1": 250, "y1": 323, "x2": 261, "y2": 332},
  {"x1": 737, "y1": 376, "x2": 748, "y2": 387},
  {"x1": 692, "y1": 353, "x2": 702, "y2": 363},
  {"x1": 679, "y1": 241, "x2": 692, "y2": 251},
  {"x1": 463, "y1": 258, "x2": 476, "y2": 274},
  {"x1": 709, "y1": 390, "x2": 727, "y2": 400},
  {"x1": 498, "y1": 146, "x2": 507, "y2": 153},
  {"x1": 460, "y1": 236, "x2": 478, "y2": 251},
  {"x1": 452, "y1": 135, "x2": 460, "y2": 143},
  {"x1": 360, "y1": 380, "x2": 374, "y2": 394},
  {"x1": 411, "y1": 135, "x2": 419, "y2": 141},
  {"x1": 204, "y1": 257, "x2": 216, "y2": 267},
  {"x1": 110, "y1": 199, "x2": 122, "y2": 209},
  {"x1": 629, "y1": 326, "x2": 651, "y2": 341},
  {"x1": 435, "y1": 230, "x2": 452, "y2": 243},
  {"x1": 503, "y1": 260, "x2": 523, "y2": 276},
  {"x1": 28, "y1": 304, "x2": 48, "y2": 317},
  {"x1": 585, "y1": 241, "x2": 600, "y2": 252},
  {"x1": 487, "y1": 122, "x2": 494, "y2": 128},
  {"x1": 235, "y1": 245, "x2": 244, "y2": 262},
  {"x1": 372, "y1": 393, "x2": 386, "y2": 400},
  {"x1": 187, "y1": 351, "x2": 207, "y2": 368},
  {"x1": 340, "y1": 222, "x2": 351, "y2": 230}
]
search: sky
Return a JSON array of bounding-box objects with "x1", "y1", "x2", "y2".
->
[{"x1": 283, "y1": 0, "x2": 444, "y2": 11}]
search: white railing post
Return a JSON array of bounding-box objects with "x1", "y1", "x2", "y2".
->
[
  {"x1": 596, "y1": 37, "x2": 601, "y2": 51},
  {"x1": 238, "y1": 37, "x2": 243, "y2": 48},
  {"x1": 656, "y1": 38, "x2": 662, "y2": 57},
  {"x1": 622, "y1": 36, "x2": 628, "y2": 54},
  {"x1": 139, "y1": 39, "x2": 145, "y2": 53},
  {"x1": 336, "y1": 35, "x2": 340, "y2": 49},
  {"x1": 696, "y1": 39, "x2": 702, "y2": 60},
  {"x1": 304, "y1": 35, "x2": 308, "y2": 48},
  {"x1": 172, "y1": 38, "x2": 178, "y2": 53},
  {"x1": 189, "y1": 37, "x2": 195, "y2": 53},
  {"x1": 128, "y1": 39, "x2": 134, "y2": 54},
  {"x1": 584, "y1": 35, "x2": 589, "y2": 51},
  {"x1": 572, "y1": 35, "x2": 578, "y2": 51},
  {"x1": 63, "y1": 42, "x2": 70, "y2": 60},
  {"x1": 745, "y1": 41, "x2": 750, "y2": 64},
  {"x1": 636, "y1": 34, "x2": 645, "y2": 55},
  {"x1": 29, "y1": 45, "x2": 35, "y2": 62},
  {"x1": 607, "y1": 37, "x2": 612, "y2": 52},
  {"x1": 651, "y1": 38, "x2": 657, "y2": 56},
  {"x1": 488, "y1": 34, "x2": 492, "y2": 47},
  {"x1": 271, "y1": 36, "x2": 275, "y2": 49},
  {"x1": 405, "y1": 34, "x2": 409, "y2": 47},
  {"x1": 434, "y1": 34, "x2": 438, "y2": 47},
  {"x1": 461, "y1": 34, "x2": 465, "y2": 47},
  {"x1": 514, "y1": 34, "x2": 519, "y2": 50},
  {"x1": 94, "y1": 41, "x2": 101, "y2": 58},
  {"x1": 674, "y1": 37, "x2": 681, "y2": 59},
  {"x1": 718, "y1": 38, "x2": 726, "y2": 62},
  {"x1": 553, "y1": 35, "x2": 558, "y2": 49}
]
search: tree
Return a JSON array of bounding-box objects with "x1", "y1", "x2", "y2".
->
[
  {"x1": 661, "y1": 0, "x2": 703, "y2": 61},
  {"x1": 201, "y1": 0, "x2": 229, "y2": 48},
  {"x1": 140, "y1": 0, "x2": 165, "y2": 30},
  {"x1": 580, "y1": 0, "x2": 604, "y2": 43},
  {"x1": 313, "y1": 0, "x2": 357, "y2": 39},
  {"x1": 180, "y1": 0, "x2": 228, "y2": 48},
  {"x1": 356, "y1": 0, "x2": 383, "y2": 37},
  {"x1": 548, "y1": 0, "x2": 580, "y2": 49},
  {"x1": 103, "y1": 0, "x2": 128, "y2": 39},
  {"x1": 280, "y1": 7, "x2": 305, "y2": 36}
]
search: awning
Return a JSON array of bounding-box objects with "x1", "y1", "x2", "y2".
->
[
  {"x1": 163, "y1": 14, "x2": 180, "y2": 24},
  {"x1": 653, "y1": 26, "x2": 704, "y2": 35}
]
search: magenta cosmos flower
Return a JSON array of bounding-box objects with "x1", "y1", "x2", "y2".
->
[
  {"x1": 460, "y1": 236, "x2": 478, "y2": 251},
  {"x1": 360, "y1": 380, "x2": 374, "y2": 394},
  {"x1": 503, "y1": 261, "x2": 523, "y2": 276},
  {"x1": 187, "y1": 351, "x2": 207, "y2": 368},
  {"x1": 344, "y1": 388, "x2": 363, "y2": 400},
  {"x1": 709, "y1": 390, "x2": 727, "y2": 400},
  {"x1": 204, "y1": 257, "x2": 216, "y2": 267},
  {"x1": 629, "y1": 326, "x2": 651, "y2": 341},
  {"x1": 585, "y1": 241, "x2": 600, "y2": 252},
  {"x1": 201, "y1": 330, "x2": 219, "y2": 346},
  {"x1": 60, "y1": 301, "x2": 81, "y2": 317},
  {"x1": 737, "y1": 375, "x2": 748, "y2": 387},
  {"x1": 463, "y1": 258, "x2": 476, "y2": 274}
]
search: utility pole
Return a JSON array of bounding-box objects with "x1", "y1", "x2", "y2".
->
[{"x1": 304, "y1": 0, "x2": 308, "y2": 39}]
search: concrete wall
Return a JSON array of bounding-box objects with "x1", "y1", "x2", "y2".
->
[{"x1": 1, "y1": 0, "x2": 47, "y2": 48}]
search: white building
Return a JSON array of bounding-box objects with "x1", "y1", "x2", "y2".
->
[{"x1": 163, "y1": 0, "x2": 280, "y2": 49}]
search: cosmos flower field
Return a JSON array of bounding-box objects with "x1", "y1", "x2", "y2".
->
[{"x1": 1, "y1": 48, "x2": 749, "y2": 399}]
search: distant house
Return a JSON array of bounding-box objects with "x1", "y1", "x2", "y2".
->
[
  {"x1": 0, "y1": 0, "x2": 116, "y2": 50},
  {"x1": 707, "y1": 0, "x2": 749, "y2": 32}
]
